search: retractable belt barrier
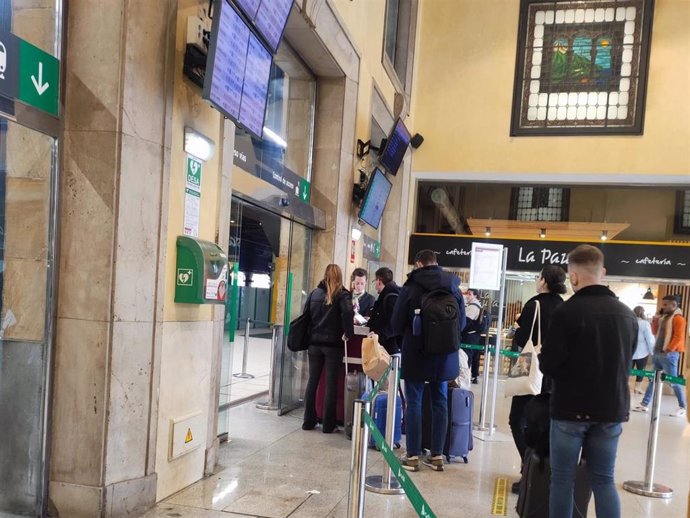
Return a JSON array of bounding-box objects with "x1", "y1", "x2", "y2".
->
[
  {"x1": 459, "y1": 343, "x2": 687, "y2": 385},
  {"x1": 348, "y1": 357, "x2": 437, "y2": 518}
]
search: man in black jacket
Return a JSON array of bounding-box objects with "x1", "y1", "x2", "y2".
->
[
  {"x1": 540, "y1": 244, "x2": 637, "y2": 518},
  {"x1": 392, "y1": 250, "x2": 465, "y2": 472},
  {"x1": 367, "y1": 267, "x2": 401, "y2": 355}
]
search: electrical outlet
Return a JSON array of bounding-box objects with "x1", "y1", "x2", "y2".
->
[{"x1": 186, "y1": 16, "x2": 206, "y2": 51}]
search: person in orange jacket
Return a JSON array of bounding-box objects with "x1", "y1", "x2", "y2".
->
[{"x1": 633, "y1": 294, "x2": 687, "y2": 417}]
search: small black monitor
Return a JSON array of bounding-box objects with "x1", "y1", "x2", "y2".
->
[
  {"x1": 358, "y1": 168, "x2": 392, "y2": 229},
  {"x1": 234, "y1": 0, "x2": 293, "y2": 54},
  {"x1": 378, "y1": 118, "x2": 411, "y2": 176}
]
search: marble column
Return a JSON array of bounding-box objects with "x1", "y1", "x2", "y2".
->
[{"x1": 49, "y1": 1, "x2": 175, "y2": 516}]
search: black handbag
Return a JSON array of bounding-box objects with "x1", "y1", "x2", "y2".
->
[{"x1": 287, "y1": 312, "x2": 310, "y2": 352}]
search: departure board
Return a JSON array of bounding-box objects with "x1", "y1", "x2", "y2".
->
[
  {"x1": 378, "y1": 119, "x2": 411, "y2": 176},
  {"x1": 203, "y1": 3, "x2": 250, "y2": 122},
  {"x1": 234, "y1": 0, "x2": 292, "y2": 53},
  {"x1": 358, "y1": 168, "x2": 392, "y2": 229},
  {"x1": 238, "y1": 35, "x2": 272, "y2": 138},
  {"x1": 204, "y1": 0, "x2": 273, "y2": 139}
]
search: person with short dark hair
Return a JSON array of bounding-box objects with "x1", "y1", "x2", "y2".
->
[
  {"x1": 367, "y1": 267, "x2": 401, "y2": 355},
  {"x1": 350, "y1": 267, "x2": 376, "y2": 318},
  {"x1": 631, "y1": 306, "x2": 654, "y2": 394},
  {"x1": 540, "y1": 244, "x2": 637, "y2": 518},
  {"x1": 461, "y1": 288, "x2": 483, "y2": 384},
  {"x1": 392, "y1": 249, "x2": 466, "y2": 472},
  {"x1": 508, "y1": 264, "x2": 566, "y2": 494},
  {"x1": 633, "y1": 294, "x2": 687, "y2": 416}
]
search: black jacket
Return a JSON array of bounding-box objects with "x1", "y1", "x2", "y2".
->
[
  {"x1": 307, "y1": 282, "x2": 355, "y2": 347},
  {"x1": 513, "y1": 292, "x2": 564, "y2": 352},
  {"x1": 367, "y1": 282, "x2": 401, "y2": 355},
  {"x1": 539, "y1": 285, "x2": 637, "y2": 423},
  {"x1": 392, "y1": 266, "x2": 466, "y2": 382}
]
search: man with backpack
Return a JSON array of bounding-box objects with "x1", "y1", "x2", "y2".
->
[
  {"x1": 367, "y1": 267, "x2": 402, "y2": 355},
  {"x1": 462, "y1": 288, "x2": 486, "y2": 384},
  {"x1": 392, "y1": 249, "x2": 466, "y2": 472}
]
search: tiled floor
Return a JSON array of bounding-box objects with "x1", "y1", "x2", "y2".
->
[
  {"x1": 220, "y1": 334, "x2": 273, "y2": 406},
  {"x1": 147, "y1": 380, "x2": 689, "y2": 518}
]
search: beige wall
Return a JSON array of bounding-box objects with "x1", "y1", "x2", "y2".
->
[{"x1": 411, "y1": 0, "x2": 690, "y2": 176}]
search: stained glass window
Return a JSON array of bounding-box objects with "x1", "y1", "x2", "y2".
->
[
  {"x1": 511, "y1": 0, "x2": 654, "y2": 135},
  {"x1": 510, "y1": 187, "x2": 570, "y2": 222}
]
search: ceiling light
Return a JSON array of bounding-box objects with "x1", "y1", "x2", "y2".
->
[
  {"x1": 184, "y1": 127, "x2": 215, "y2": 161},
  {"x1": 643, "y1": 287, "x2": 655, "y2": 300},
  {"x1": 600, "y1": 230, "x2": 608, "y2": 241},
  {"x1": 263, "y1": 126, "x2": 287, "y2": 148},
  {"x1": 539, "y1": 228, "x2": 546, "y2": 239},
  {"x1": 485, "y1": 226, "x2": 491, "y2": 236},
  {"x1": 351, "y1": 227, "x2": 362, "y2": 241}
]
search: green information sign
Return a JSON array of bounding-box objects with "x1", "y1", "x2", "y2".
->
[
  {"x1": 186, "y1": 155, "x2": 202, "y2": 190},
  {"x1": 17, "y1": 39, "x2": 59, "y2": 116},
  {"x1": 299, "y1": 178, "x2": 310, "y2": 202}
]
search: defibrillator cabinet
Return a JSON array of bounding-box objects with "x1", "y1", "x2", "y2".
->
[{"x1": 175, "y1": 236, "x2": 228, "y2": 304}]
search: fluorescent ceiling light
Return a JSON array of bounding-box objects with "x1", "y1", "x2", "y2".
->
[{"x1": 184, "y1": 127, "x2": 215, "y2": 161}]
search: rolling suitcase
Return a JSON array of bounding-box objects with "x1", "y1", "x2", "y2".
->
[
  {"x1": 422, "y1": 385, "x2": 474, "y2": 462},
  {"x1": 367, "y1": 391, "x2": 402, "y2": 449},
  {"x1": 516, "y1": 450, "x2": 591, "y2": 518},
  {"x1": 445, "y1": 387, "x2": 473, "y2": 462}
]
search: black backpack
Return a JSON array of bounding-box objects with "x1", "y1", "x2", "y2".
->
[
  {"x1": 470, "y1": 302, "x2": 492, "y2": 334},
  {"x1": 419, "y1": 289, "x2": 460, "y2": 355}
]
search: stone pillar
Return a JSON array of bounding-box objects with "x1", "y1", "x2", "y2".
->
[{"x1": 49, "y1": 1, "x2": 175, "y2": 516}]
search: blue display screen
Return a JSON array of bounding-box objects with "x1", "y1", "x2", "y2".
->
[
  {"x1": 203, "y1": 1, "x2": 273, "y2": 139},
  {"x1": 234, "y1": 0, "x2": 293, "y2": 53},
  {"x1": 358, "y1": 168, "x2": 392, "y2": 229},
  {"x1": 378, "y1": 118, "x2": 411, "y2": 176}
]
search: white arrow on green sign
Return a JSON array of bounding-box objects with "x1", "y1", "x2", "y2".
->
[{"x1": 0, "y1": 31, "x2": 59, "y2": 117}]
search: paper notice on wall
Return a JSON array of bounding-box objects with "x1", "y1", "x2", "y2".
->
[
  {"x1": 184, "y1": 188, "x2": 200, "y2": 237},
  {"x1": 469, "y1": 242, "x2": 504, "y2": 291}
]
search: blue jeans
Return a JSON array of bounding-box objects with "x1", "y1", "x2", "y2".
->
[
  {"x1": 550, "y1": 420, "x2": 622, "y2": 518},
  {"x1": 641, "y1": 352, "x2": 687, "y2": 408},
  {"x1": 404, "y1": 380, "x2": 447, "y2": 456}
]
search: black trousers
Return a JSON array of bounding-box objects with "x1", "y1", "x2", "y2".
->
[
  {"x1": 632, "y1": 356, "x2": 648, "y2": 382},
  {"x1": 303, "y1": 345, "x2": 344, "y2": 432},
  {"x1": 509, "y1": 394, "x2": 535, "y2": 463},
  {"x1": 463, "y1": 332, "x2": 482, "y2": 378}
]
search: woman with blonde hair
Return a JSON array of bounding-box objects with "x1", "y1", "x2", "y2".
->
[{"x1": 302, "y1": 264, "x2": 354, "y2": 433}]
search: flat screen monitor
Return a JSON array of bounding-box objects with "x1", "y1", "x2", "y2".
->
[
  {"x1": 358, "y1": 168, "x2": 392, "y2": 230},
  {"x1": 203, "y1": 0, "x2": 273, "y2": 139},
  {"x1": 378, "y1": 118, "x2": 411, "y2": 176},
  {"x1": 234, "y1": 0, "x2": 293, "y2": 53}
]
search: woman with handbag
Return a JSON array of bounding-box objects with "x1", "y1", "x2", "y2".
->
[
  {"x1": 302, "y1": 264, "x2": 354, "y2": 433},
  {"x1": 509, "y1": 264, "x2": 567, "y2": 493}
]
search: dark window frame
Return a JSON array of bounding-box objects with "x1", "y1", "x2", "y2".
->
[
  {"x1": 674, "y1": 190, "x2": 690, "y2": 235},
  {"x1": 509, "y1": 186, "x2": 571, "y2": 222}
]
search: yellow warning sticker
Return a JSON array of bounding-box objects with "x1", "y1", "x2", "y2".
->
[
  {"x1": 185, "y1": 428, "x2": 193, "y2": 444},
  {"x1": 491, "y1": 477, "x2": 508, "y2": 515}
]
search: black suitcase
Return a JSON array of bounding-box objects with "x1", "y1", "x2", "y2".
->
[{"x1": 516, "y1": 451, "x2": 591, "y2": 518}]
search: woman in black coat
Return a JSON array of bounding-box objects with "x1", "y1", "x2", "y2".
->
[
  {"x1": 509, "y1": 264, "x2": 566, "y2": 493},
  {"x1": 302, "y1": 264, "x2": 354, "y2": 433}
]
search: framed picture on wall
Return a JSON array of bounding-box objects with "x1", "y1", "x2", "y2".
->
[{"x1": 510, "y1": 0, "x2": 655, "y2": 136}]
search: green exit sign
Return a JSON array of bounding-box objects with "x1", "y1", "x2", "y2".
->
[{"x1": 0, "y1": 31, "x2": 59, "y2": 117}]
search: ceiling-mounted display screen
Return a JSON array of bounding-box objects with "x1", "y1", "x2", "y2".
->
[
  {"x1": 234, "y1": 0, "x2": 293, "y2": 53},
  {"x1": 378, "y1": 118, "x2": 411, "y2": 176},
  {"x1": 203, "y1": 0, "x2": 273, "y2": 139},
  {"x1": 358, "y1": 168, "x2": 393, "y2": 230}
]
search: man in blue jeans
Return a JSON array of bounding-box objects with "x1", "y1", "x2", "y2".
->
[
  {"x1": 633, "y1": 294, "x2": 687, "y2": 417},
  {"x1": 391, "y1": 249, "x2": 465, "y2": 472},
  {"x1": 540, "y1": 245, "x2": 637, "y2": 518}
]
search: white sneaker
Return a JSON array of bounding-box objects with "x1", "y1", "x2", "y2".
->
[
  {"x1": 671, "y1": 407, "x2": 687, "y2": 417},
  {"x1": 632, "y1": 404, "x2": 649, "y2": 413}
]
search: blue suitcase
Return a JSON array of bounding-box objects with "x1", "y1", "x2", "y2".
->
[
  {"x1": 367, "y1": 391, "x2": 402, "y2": 449},
  {"x1": 445, "y1": 387, "x2": 474, "y2": 462}
]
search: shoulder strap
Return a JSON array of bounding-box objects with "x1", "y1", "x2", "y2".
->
[{"x1": 527, "y1": 300, "x2": 541, "y2": 346}]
